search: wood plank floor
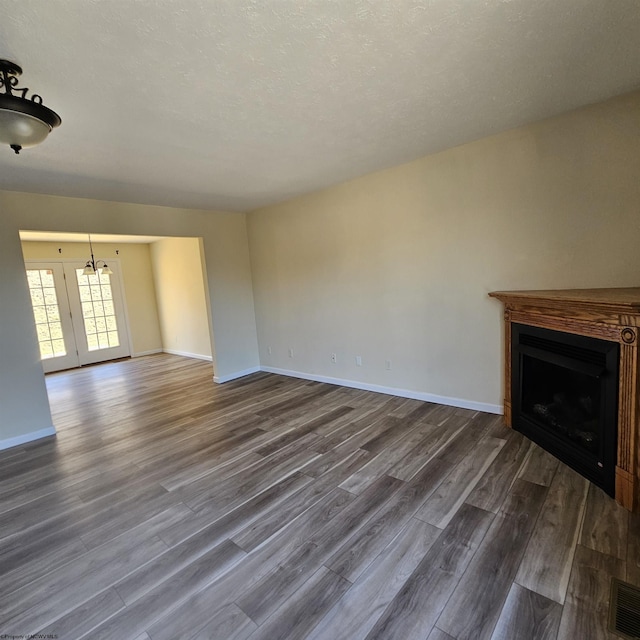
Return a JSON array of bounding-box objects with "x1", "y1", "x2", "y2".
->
[{"x1": 0, "y1": 353, "x2": 634, "y2": 639}]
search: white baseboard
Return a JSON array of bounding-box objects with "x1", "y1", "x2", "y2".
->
[
  {"x1": 213, "y1": 366, "x2": 261, "y2": 384},
  {"x1": 163, "y1": 349, "x2": 213, "y2": 362},
  {"x1": 0, "y1": 426, "x2": 57, "y2": 451},
  {"x1": 260, "y1": 366, "x2": 503, "y2": 415},
  {"x1": 132, "y1": 349, "x2": 163, "y2": 357}
]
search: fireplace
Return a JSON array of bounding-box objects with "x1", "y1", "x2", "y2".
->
[
  {"x1": 512, "y1": 323, "x2": 619, "y2": 495},
  {"x1": 489, "y1": 287, "x2": 640, "y2": 511}
]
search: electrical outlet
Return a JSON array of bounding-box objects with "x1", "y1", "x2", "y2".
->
[
  {"x1": 267, "y1": 346, "x2": 272, "y2": 355},
  {"x1": 385, "y1": 359, "x2": 392, "y2": 370},
  {"x1": 355, "y1": 355, "x2": 362, "y2": 366},
  {"x1": 288, "y1": 348, "x2": 294, "y2": 358},
  {"x1": 331, "y1": 352, "x2": 337, "y2": 363}
]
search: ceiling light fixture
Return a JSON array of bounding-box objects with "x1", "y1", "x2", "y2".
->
[
  {"x1": 83, "y1": 234, "x2": 113, "y2": 276},
  {"x1": 0, "y1": 59, "x2": 61, "y2": 154}
]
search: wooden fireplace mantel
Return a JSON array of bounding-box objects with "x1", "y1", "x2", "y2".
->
[{"x1": 489, "y1": 287, "x2": 640, "y2": 511}]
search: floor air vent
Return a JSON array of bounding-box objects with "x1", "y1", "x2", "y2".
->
[{"x1": 610, "y1": 578, "x2": 640, "y2": 639}]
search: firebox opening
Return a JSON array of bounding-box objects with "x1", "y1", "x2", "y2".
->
[{"x1": 512, "y1": 323, "x2": 619, "y2": 496}]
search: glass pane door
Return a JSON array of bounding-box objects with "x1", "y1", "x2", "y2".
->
[
  {"x1": 76, "y1": 269, "x2": 121, "y2": 352},
  {"x1": 64, "y1": 262, "x2": 131, "y2": 365},
  {"x1": 25, "y1": 259, "x2": 131, "y2": 372},
  {"x1": 25, "y1": 263, "x2": 79, "y2": 373}
]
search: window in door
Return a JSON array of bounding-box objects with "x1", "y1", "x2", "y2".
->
[
  {"x1": 27, "y1": 268, "x2": 67, "y2": 360},
  {"x1": 76, "y1": 269, "x2": 121, "y2": 351}
]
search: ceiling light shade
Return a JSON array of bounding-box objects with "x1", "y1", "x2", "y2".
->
[{"x1": 0, "y1": 59, "x2": 61, "y2": 154}]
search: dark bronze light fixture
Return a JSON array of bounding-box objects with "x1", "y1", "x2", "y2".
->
[
  {"x1": 0, "y1": 59, "x2": 61, "y2": 154},
  {"x1": 83, "y1": 234, "x2": 113, "y2": 276}
]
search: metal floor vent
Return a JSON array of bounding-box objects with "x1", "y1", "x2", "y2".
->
[{"x1": 610, "y1": 578, "x2": 640, "y2": 639}]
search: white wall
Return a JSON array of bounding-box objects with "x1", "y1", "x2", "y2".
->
[
  {"x1": 0, "y1": 192, "x2": 259, "y2": 446},
  {"x1": 247, "y1": 91, "x2": 640, "y2": 412},
  {"x1": 150, "y1": 237, "x2": 213, "y2": 360}
]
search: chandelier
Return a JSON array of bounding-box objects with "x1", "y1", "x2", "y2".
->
[
  {"x1": 83, "y1": 234, "x2": 113, "y2": 276},
  {"x1": 0, "y1": 59, "x2": 61, "y2": 154}
]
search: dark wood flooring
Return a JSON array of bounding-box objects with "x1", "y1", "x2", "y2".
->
[{"x1": 0, "y1": 354, "x2": 635, "y2": 639}]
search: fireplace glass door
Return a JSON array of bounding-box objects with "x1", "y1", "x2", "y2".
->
[{"x1": 512, "y1": 324, "x2": 619, "y2": 495}]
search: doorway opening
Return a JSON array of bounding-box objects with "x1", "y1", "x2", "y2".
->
[{"x1": 20, "y1": 231, "x2": 214, "y2": 376}]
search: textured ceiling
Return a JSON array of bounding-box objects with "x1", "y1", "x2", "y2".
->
[{"x1": 0, "y1": 0, "x2": 639, "y2": 212}]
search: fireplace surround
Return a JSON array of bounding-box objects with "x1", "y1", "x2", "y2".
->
[{"x1": 489, "y1": 288, "x2": 640, "y2": 511}]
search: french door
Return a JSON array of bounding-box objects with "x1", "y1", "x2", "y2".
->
[{"x1": 25, "y1": 260, "x2": 131, "y2": 373}]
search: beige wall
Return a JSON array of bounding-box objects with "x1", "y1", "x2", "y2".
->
[
  {"x1": 3, "y1": 90, "x2": 639, "y2": 446},
  {"x1": 248, "y1": 91, "x2": 640, "y2": 411},
  {"x1": 21, "y1": 240, "x2": 163, "y2": 356},
  {"x1": 0, "y1": 192, "x2": 259, "y2": 446},
  {"x1": 150, "y1": 237, "x2": 212, "y2": 360}
]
